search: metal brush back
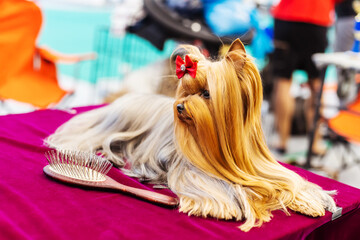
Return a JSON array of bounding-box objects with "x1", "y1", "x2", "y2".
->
[{"x1": 44, "y1": 150, "x2": 112, "y2": 182}]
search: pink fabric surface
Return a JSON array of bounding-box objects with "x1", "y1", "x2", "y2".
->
[{"x1": 0, "y1": 106, "x2": 360, "y2": 240}]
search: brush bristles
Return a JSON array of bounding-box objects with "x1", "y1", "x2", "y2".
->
[{"x1": 45, "y1": 150, "x2": 113, "y2": 182}]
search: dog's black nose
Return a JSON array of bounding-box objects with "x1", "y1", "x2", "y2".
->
[{"x1": 177, "y1": 104, "x2": 184, "y2": 113}]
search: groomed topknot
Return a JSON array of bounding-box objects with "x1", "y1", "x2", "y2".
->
[{"x1": 172, "y1": 45, "x2": 207, "y2": 64}]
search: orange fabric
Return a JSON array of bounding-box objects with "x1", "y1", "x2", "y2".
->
[
  {"x1": 328, "y1": 111, "x2": 360, "y2": 143},
  {"x1": 0, "y1": 0, "x2": 67, "y2": 108},
  {"x1": 38, "y1": 47, "x2": 96, "y2": 64},
  {"x1": 348, "y1": 95, "x2": 360, "y2": 113}
]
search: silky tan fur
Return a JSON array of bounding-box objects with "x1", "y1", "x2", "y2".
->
[{"x1": 46, "y1": 39, "x2": 336, "y2": 231}]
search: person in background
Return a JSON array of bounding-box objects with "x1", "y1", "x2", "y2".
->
[
  {"x1": 271, "y1": 0, "x2": 343, "y2": 155},
  {"x1": 335, "y1": 0, "x2": 356, "y2": 53},
  {"x1": 334, "y1": 0, "x2": 358, "y2": 102}
]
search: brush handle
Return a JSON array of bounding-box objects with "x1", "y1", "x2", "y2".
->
[
  {"x1": 43, "y1": 165, "x2": 178, "y2": 207},
  {"x1": 103, "y1": 176, "x2": 179, "y2": 206}
]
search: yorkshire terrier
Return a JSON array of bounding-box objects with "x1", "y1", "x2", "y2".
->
[{"x1": 46, "y1": 39, "x2": 336, "y2": 231}]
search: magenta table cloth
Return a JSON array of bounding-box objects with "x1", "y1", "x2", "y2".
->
[{"x1": 0, "y1": 106, "x2": 360, "y2": 240}]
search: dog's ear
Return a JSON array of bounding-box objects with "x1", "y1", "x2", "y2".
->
[
  {"x1": 228, "y1": 38, "x2": 246, "y2": 53},
  {"x1": 226, "y1": 38, "x2": 246, "y2": 69}
]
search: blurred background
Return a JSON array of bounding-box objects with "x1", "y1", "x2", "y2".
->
[
  {"x1": 1, "y1": 0, "x2": 359, "y2": 188},
  {"x1": 9, "y1": 0, "x2": 271, "y2": 108}
]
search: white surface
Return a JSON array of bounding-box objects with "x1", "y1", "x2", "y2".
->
[{"x1": 313, "y1": 51, "x2": 360, "y2": 69}]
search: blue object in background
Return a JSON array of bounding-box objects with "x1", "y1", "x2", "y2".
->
[
  {"x1": 202, "y1": 0, "x2": 253, "y2": 36},
  {"x1": 352, "y1": 17, "x2": 360, "y2": 52},
  {"x1": 202, "y1": 0, "x2": 273, "y2": 66},
  {"x1": 249, "y1": 8, "x2": 274, "y2": 63}
]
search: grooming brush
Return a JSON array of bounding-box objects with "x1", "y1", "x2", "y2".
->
[{"x1": 43, "y1": 150, "x2": 178, "y2": 207}]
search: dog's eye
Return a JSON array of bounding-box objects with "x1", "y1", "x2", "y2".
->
[{"x1": 201, "y1": 90, "x2": 210, "y2": 99}]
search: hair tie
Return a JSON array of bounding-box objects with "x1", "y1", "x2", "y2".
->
[{"x1": 176, "y1": 55, "x2": 197, "y2": 79}]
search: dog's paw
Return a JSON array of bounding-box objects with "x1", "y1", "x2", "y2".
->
[
  {"x1": 288, "y1": 199, "x2": 325, "y2": 217},
  {"x1": 288, "y1": 183, "x2": 336, "y2": 217},
  {"x1": 178, "y1": 195, "x2": 243, "y2": 220}
]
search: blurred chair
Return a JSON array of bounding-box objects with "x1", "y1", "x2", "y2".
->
[
  {"x1": 319, "y1": 88, "x2": 360, "y2": 179},
  {"x1": 0, "y1": 0, "x2": 95, "y2": 109}
]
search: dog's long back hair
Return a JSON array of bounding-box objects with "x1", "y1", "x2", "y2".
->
[
  {"x1": 173, "y1": 40, "x2": 335, "y2": 230},
  {"x1": 45, "y1": 94, "x2": 180, "y2": 182}
]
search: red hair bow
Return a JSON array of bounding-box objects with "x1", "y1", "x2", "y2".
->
[{"x1": 176, "y1": 55, "x2": 197, "y2": 79}]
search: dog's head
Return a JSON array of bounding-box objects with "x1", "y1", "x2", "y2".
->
[{"x1": 173, "y1": 39, "x2": 268, "y2": 183}]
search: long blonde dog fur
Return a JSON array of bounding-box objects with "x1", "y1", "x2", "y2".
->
[{"x1": 46, "y1": 39, "x2": 336, "y2": 231}]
